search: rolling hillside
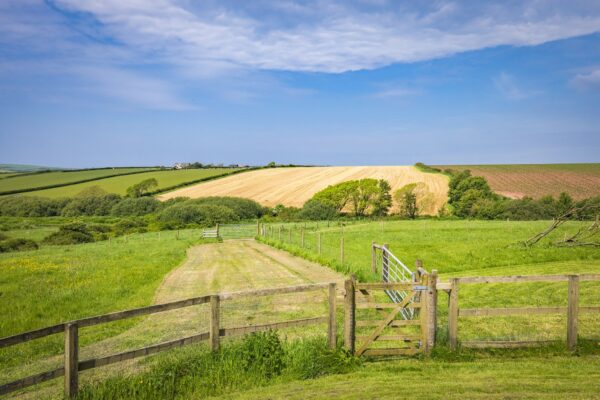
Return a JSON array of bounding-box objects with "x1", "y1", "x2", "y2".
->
[
  {"x1": 27, "y1": 168, "x2": 242, "y2": 197},
  {"x1": 158, "y1": 166, "x2": 449, "y2": 214},
  {"x1": 436, "y1": 163, "x2": 600, "y2": 200}
]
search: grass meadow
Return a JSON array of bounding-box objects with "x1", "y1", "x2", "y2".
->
[
  {"x1": 0, "y1": 168, "x2": 156, "y2": 194},
  {"x1": 26, "y1": 168, "x2": 241, "y2": 197},
  {"x1": 259, "y1": 220, "x2": 600, "y2": 344},
  {"x1": 0, "y1": 229, "x2": 207, "y2": 372}
]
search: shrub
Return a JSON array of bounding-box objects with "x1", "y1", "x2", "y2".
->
[
  {"x1": 111, "y1": 197, "x2": 161, "y2": 216},
  {"x1": 0, "y1": 238, "x2": 39, "y2": 253},
  {"x1": 126, "y1": 178, "x2": 158, "y2": 198},
  {"x1": 158, "y1": 203, "x2": 239, "y2": 228},
  {"x1": 0, "y1": 196, "x2": 70, "y2": 217},
  {"x1": 61, "y1": 193, "x2": 121, "y2": 216},
  {"x1": 240, "y1": 331, "x2": 285, "y2": 379},
  {"x1": 298, "y1": 199, "x2": 338, "y2": 220},
  {"x1": 312, "y1": 179, "x2": 392, "y2": 216},
  {"x1": 114, "y1": 219, "x2": 149, "y2": 235},
  {"x1": 188, "y1": 197, "x2": 265, "y2": 219},
  {"x1": 42, "y1": 223, "x2": 95, "y2": 245}
]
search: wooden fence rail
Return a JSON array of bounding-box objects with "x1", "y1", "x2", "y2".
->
[
  {"x1": 0, "y1": 282, "x2": 337, "y2": 398},
  {"x1": 446, "y1": 273, "x2": 600, "y2": 351}
]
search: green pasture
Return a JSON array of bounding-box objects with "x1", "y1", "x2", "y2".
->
[
  {"x1": 0, "y1": 168, "x2": 156, "y2": 194},
  {"x1": 259, "y1": 220, "x2": 600, "y2": 344},
  {"x1": 27, "y1": 168, "x2": 240, "y2": 198},
  {"x1": 0, "y1": 229, "x2": 206, "y2": 371}
]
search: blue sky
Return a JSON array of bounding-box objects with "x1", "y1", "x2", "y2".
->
[{"x1": 1, "y1": 0, "x2": 599, "y2": 168}]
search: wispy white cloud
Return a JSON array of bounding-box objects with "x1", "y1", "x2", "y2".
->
[
  {"x1": 570, "y1": 68, "x2": 600, "y2": 90},
  {"x1": 50, "y1": 0, "x2": 600, "y2": 73},
  {"x1": 493, "y1": 72, "x2": 538, "y2": 100},
  {"x1": 371, "y1": 87, "x2": 421, "y2": 99}
]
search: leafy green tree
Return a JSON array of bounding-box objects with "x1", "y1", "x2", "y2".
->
[
  {"x1": 371, "y1": 179, "x2": 392, "y2": 216},
  {"x1": 298, "y1": 199, "x2": 338, "y2": 220},
  {"x1": 126, "y1": 178, "x2": 158, "y2": 198},
  {"x1": 395, "y1": 184, "x2": 419, "y2": 219}
]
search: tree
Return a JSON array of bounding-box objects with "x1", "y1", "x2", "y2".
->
[
  {"x1": 298, "y1": 199, "x2": 338, "y2": 220},
  {"x1": 126, "y1": 178, "x2": 158, "y2": 198},
  {"x1": 395, "y1": 184, "x2": 418, "y2": 219},
  {"x1": 371, "y1": 179, "x2": 392, "y2": 216}
]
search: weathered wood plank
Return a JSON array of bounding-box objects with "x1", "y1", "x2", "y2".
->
[
  {"x1": 0, "y1": 367, "x2": 65, "y2": 396},
  {"x1": 210, "y1": 295, "x2": 220, "y2": 352},
  {"x1": 221, "y1": 317, "x2": 327, "y2": 337},
  {"x1": 64, "y1": 323, "x2": 78, "y2": 398},
  {"x1": 0, "y1": 323, "x2": 65, "y2": 348},
  {"x1": 448, "y1": 278, "x2": 459, "y2": 351},
  {"x1": 220, "y1": 283, "x2": 329, "y2": 300},
  {"x1": 78, "y1": 332, "x2": 210, "y2": 371},
  {"x1": 361, "y1": 348, "x2": 420, "y2": 356},
  {"x1": 328, "y1": 283, "x2": 337, "y2": 350},
  {"x1": 355, "y1": 335, "x2": 420, "y2": 342},
  {"x1": 356, "y1": 319, "x2": 420, "y2": 327},
  {"x1": 460, "y1": 306, "x2": 567, "y2": 317},
  {"x1": 458, "y1": 275, "x2": 569, "y2": 284},
  {"x1": 354, "y1": 282, "x2": 416, "y2": 290},
  {"x1": 580, "y1": 306, "x2": 600, "y2": 313},
  {"x1": 356, "y1": 302, "x2": 421, "y2": 309},
  {"x1": 567, "y1": 275, "x2": 579, "y2": 351},
  {"x1": 462, "y1": 340, "x2": 557, "y2": 349},
  {"x1": 344, "y1": 279, "x2": 355, "y2": 354}
]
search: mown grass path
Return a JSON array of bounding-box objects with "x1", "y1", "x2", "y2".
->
[{"x1": 7, "y1": 240, "x2": 344, "y2": 399}]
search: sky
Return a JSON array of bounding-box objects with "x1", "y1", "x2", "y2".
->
[{"x1": 1, "y1": 0, "x2": 600, "y2": 168}]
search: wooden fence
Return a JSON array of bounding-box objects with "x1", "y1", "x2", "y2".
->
[
  {"x1": 0, "y1": 283, "x2": 337, "y2": 398},
  {"x1": 438, "y1": 274, "x2": 600, "y2": 350}
]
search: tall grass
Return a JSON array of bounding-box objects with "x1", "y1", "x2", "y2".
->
[{"x1": 77, "y1": 331, "x2": 359, "y2": 400}]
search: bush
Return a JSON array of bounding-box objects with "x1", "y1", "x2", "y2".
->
[
  {"x1": 240, "y1": 331, "x2": 286, "y2": 379},
  {"x1": 111, "y1": 197, "x2": 161, "y2": 216},
  {"x1": 114, "y1": 219, "x2": 148, "y2": 235},
  {"x1": 158, "y1": 203, "x2": 239, "y2": 228},
  {"x1": 298, "y1": 199, "x2": 338, "y2": 220},
  {"x1": 61, "y1": 193, "x2": 121, "y2": 216},
  {"x1": 42, "y1": 223, "x2": 95, "y2": 245},
  {"x1": 0, "y1": 238, "x2": 39, "y2": 253},
  {"x1": 188, "y1": 197, "x2": 265, "y2": 219},
  {"x1": 0, "y1": 196, "x2": 70, "y2": 217}
]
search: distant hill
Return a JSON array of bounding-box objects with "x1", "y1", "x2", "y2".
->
[
  {"x1": 0, "y1": 164, "x2": 61, "y2": 173},
  {"x1": 435, "y1": 163, "x2": 600, "y2": 200}
]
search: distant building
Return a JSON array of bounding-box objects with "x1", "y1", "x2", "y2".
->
[{"x1": 174, "y1": 162, "x2": 191, "y2": 170}]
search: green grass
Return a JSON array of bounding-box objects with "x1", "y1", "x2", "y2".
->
[
  {"x1": 217, "y1": 351, "x2": 600, "y2": 399},
  {"x1": 259, "y1": 220, "x2": 600, "y2": 344},
  {"x1": 28, "y1": 168, "x2": 240, "y2": 197},
  {"x1": 0, "y1": 229, "x2": 205, "y2": 369},
  {"x1": 0, "y1": 168, "x2": 156, "y2": 194}
]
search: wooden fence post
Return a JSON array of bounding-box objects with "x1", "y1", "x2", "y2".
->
[
  {"x1": 215, "y1": 224, "x2": 220, "y2": 238},
  {"x1": 567, "y1": 275, "x2": 579, "y2": 351},
  {"x1": 64, "y1": 323, "x2": 79, "y2": 399},
  {"x1": 210, "y1": 295, "x2": 220, "y2": 352},
  {"x1": 448, "y1": 278, "x2": 459, "y2": 350},
  {"x1": 344, "y1": 279, "x2": 355, "y2": 354},
  {"x1": 382, "y1": 244, "x2": 389, "y2": 282},
  {"x1": 340, "y1": 237, "x2": 344, "y2": 264},
  {"x1": 420, "y1": 273, "x2": 430, "y2": 354},
  {"x1": 278, "y1": 226, "x2": 282, "y2": 241},
  {"x1": 256, "y1": 220, "x2": 260, "y2": 236},
  {"x1": 371, "y1": 241, "x2": 377, "y2": 274},
  {"x1": 317, "y1": 232, "x2": 322, "y2": 254},
  {"x1": 328, "y1": 283, "x2": 337, "y2": 349},
  {"x1": 301, "y1": 228, "x2": 305, "y2": 248},
  {"x1": 428, "y1": 270, "x2": 438, "y2": 349}
]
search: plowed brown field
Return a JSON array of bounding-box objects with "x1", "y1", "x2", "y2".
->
[
  {"x1": 437, "y1": 164, "x2": 600, "y2": 200},
  {"x1": 158, "y1": 166, "x2": 449, "y2": 215}
]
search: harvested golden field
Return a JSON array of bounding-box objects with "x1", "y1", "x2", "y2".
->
[
  {"x1": 158, "y1": 166, "x2": 449, "y2": 215},
  {"x1": 437, "y1": 164, "x2": 600, "y2": 200}
]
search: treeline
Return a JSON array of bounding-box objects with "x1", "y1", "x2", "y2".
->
[{"x1": 446, "y1": 169, "x2": 599, "y2": 220}]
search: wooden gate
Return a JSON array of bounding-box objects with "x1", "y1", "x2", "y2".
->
[{"x1": 344, "y1": 277, "x2": 432, "y2": 356}]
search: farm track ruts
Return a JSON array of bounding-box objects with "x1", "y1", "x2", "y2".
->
[{"x1": 8, "y1": 240, "x2": 344, "y2": 399}]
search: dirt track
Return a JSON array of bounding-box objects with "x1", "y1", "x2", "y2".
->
[
  {"x1": 13, "y1": 240, "x2": 344, "y2": 399},
  {"x1": 157, "y1": 166, "x2": 449, "y2": 215}
]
